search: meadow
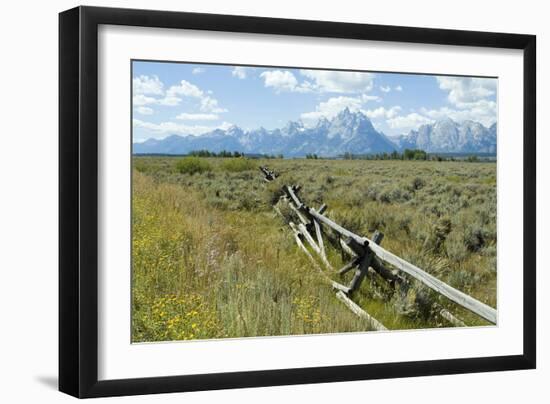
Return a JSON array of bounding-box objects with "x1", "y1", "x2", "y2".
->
[{"x1": 132, "y1": 156, "x2": 497, "y2": 342}]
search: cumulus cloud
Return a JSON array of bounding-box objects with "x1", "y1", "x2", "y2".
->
[
  {"x1": 166, "y1": 80, "x2": 204, "y2": 99},
  {"x1": 394, "y1": 85, "x2": 403, "y2": 92},
  {"x1": 300, "y1": 94, "x2": 380, "y2": 126},
  {"x1": 301, "y1": 96, "x2": 362, "y2": 123},
  {"x1": 383, "y1": 77, "x2": 497, "y2": 134},
  {"x1": 365, "y1": 106, "x2": 402, "y2": 119},
  {"x1": 141, "y1": 79, "x2": 227, "y2": 113},
  {"x1": 133, "y1": 94, "x2": 157, "y2": 106},
  {"x1": 132, "y1": 75, "x2": 229, "y2": 124},
  {"x1": 166, "y1": 80, "x2": 227, "y2": 112},
  {"x1": 199, "y1": 97, "x2": 227, "y2": 113},
  {"x1": 136, "y1": 106, "x2": 154, "y2": 115},
  {"x1": 380, "y1": 85, "x2": 391, "y2": 93},
  {"x1": 260, "y1": 70, "x2": 310, "y2": 93},
  {"x1": 260, "y1": 69, "x2": 376, "y2": 94},
  {"x1": 192, "y1": 67, "x2": 205, "y2": 74},
  {"x1": 175, "y1": 113, "x2": 219, "y2": 121},
  {"x1": 436, "y1": 77, "x2": 496, "y2": 107},
  {"x1": 232, "y1": 67, "x2": 249, "y2": 79},
  {"x1": 132, "y1": 86, "x2": 181, "y2": 107},
  {"x1": 133, "y1": 119, "x2": 233, "y2": 140},
  {"x1": 300, "y1": 70, "x2": 374, "y2": 93},
  {"x1": 387, "y1": 113, "x2": 434, "y2": 131},
  {"x1": 420, "y1": 100, "x2": 497, "y2": 127},
  {"x1": 133, "y1": 75, "x2": 164, "y2": 95},
  {"x1": 156, "y1": 96, "x2": 181, "y2": 107},
  {"x1": 430, "y1": 76, "x2": 497, "y2": 126}
]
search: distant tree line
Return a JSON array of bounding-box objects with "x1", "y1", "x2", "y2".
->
[
  {"x1": 188, "y1": 150, "x2": 283, "y2": 159},
  {"x1": 263, "y1": 153, "x2": 284, "y2": 159},
  {"x1": 187, "y1": 148, "x2": 484, "y2": 162},
  {"x1": 342, "y1": 149, "x2": 428, "y2": 161},
  {"x1": 189, "y1": 150, "x2": 243, "y2": 158},
  {"x1": 340, "y1": 149, "x2": 484, "y2": 162},
  {"x1": 403, "y1": 149, "x2": 428, "y2": 160}
]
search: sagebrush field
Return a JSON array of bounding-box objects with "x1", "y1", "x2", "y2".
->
[{"x1": 132, "y1": 156, "x2": 497, "y2": 342}]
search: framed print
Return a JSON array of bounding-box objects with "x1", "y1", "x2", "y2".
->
[{"x1": 59, "y1": 6, "x2": 536, "y2": 398}]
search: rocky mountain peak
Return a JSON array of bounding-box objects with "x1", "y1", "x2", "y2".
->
[{"x1": 133, "y1": 110, "x2": 496, "y2": 156}]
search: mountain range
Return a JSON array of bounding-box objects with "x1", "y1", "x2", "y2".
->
[
  {"x1": 395, "y1": 118, "x2": 497, "y2": 154},
  {"x1": 133, "y1": 108, "x2": 497, "y2": 156}
]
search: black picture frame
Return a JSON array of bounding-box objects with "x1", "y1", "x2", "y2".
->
[{"x1": 59, "y1": 5, "x2": 536, "y2": 398}]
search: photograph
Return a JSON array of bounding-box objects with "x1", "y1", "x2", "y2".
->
[{"x1": 131, "y1": 60, "x2": 498, "y2": 343}]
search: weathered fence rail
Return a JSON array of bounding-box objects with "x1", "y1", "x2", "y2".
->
[
  {"x1": 260, "y1": 166, "x2": 497, "y2": 329},
  {"x1": 259, "y1": 166, "x2": 278, "y2": 182},
  {"x1": 305, "y1": 196, "x2": 497, "y2": 324}
]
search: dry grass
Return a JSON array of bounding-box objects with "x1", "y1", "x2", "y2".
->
[{"x1": 132, "y1": 157, "x2": 496, "y2": 342}]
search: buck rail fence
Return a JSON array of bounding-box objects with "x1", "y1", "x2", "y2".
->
[{"x1": 260, "y1": 166, "x2": 497, "y2": 331}]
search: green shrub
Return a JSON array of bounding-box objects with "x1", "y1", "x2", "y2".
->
[
  {"x1": 331, "y1": 210, "x2": 366, "y2": 235},
  {"x1": 264, "y1": 181, "x2": 285, "y2": 206},
  {"x1": 464, "y1": 225, "x2": 487, "y2": 252},
  {"x1": 133, "y1": 157, "x2": 497, "y2": 333},
  {"x1": 445, "y1": 230, "x2": 469, "y2": 261},
  {"x1": 221, "y1": 158, "x2": 256, "y2": 172},
  {"x1": 377, "y1": 185, "x2": 412, "y2": 204},
  {"x1": 133, "y1": 162, "x2": 149, "y2": 174},
  {"x1": 175, "y1": 157, "x2": 212, "y2": 175},
  {"x1": 411, "y1": 177, "x2": 425, "y2": 191}
]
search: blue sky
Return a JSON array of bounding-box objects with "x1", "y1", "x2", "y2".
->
[{"x1": 132, "y1": 60, "x2": 497, "y2": 142}]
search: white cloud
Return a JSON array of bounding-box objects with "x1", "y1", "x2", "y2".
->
[
  {"x1": 428, "y1": 76, "x2": 497, "y2": 126},
  {"x1": 166, "y1": 80, "x2": 204, "y2": 98},
  {"x1": 300, "y1": 94, "x2": 380, "y2": 126},
  {"x1": 136, "y1": 106, "x2": 154, "y2": 115},
  {"x1": 133, "y1": 94, "x2": 157, "y2": 106},
  {"x1": 301, "y1": 97, "x2": 362, "y2": 123},
  {"x1": 259, "y1": 69, "x2": 376, "y2": 94},
  {"x1": 192, "y1": 67, "x2": 205, "y2": 74},
  {"x1": 365, "y1": 106, "x2": 402, "y2": 119},
  {"x1": 200, "y1": 97, "x2": 227, "y2": 113},
  {"x1": 156, "y1": 96, "x2": 181, "y2": 107},
  {"x1": 133, "y1": 119, "x2": 233, "y2": 140},
  {"x1": 380, "y1": 76, "x2": 497, "y2": 134},
  {"x1": 380, "y1": 85, "x2": 391, "y2": 93},
  {"x1": 175, "y1": 113, "x2": 219, "y2": 121},
  {"x1": 135, "y1": 79, "x2": 227, "y2": 113},
  {"x1": 133, "y1": 75, "x2": 164, "y2": 95},
  {"x1": 394, "y1": 85, "x2": 403, "y2": 92},
  {"x1": 300, "y1": 70, "x2": 374, "y2": 93},
  {"x1": 231, "y1": 67, "x2": 249, "y2": 79},
  {"x1": 436, "y1": 76, "x2": 496, "y2": 107},
  {"x1": 133, "y1": 88, "x2": 180, "y2": 107},
  {"x1": 387, "y1": 113, "x2": 434, "y2": 131},
  {"x1": 420, "y1": 100, "x2": 497, "y2": 127},
  {"x1": 259, "y1": 70, "x2": 310, "y2": 93}
]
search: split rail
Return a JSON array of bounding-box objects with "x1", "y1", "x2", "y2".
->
[{"x1": 260, "y1": 166, "x2": 497, "y2": 330}]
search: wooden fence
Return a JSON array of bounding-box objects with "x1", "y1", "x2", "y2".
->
[{"x1": 260, "y1": 166, "x2": 497, "y2": 330}]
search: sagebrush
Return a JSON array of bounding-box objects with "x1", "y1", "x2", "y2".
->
[{"x1": 132, "y1": 157, "x2": 496, "y2": 342}]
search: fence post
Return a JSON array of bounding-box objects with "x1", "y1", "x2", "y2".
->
[
  {"x1": 347, "y1": 231, "x2": 384, "y2": 294},
  {"x1": 348, "y1": 245, "x2": 374, "y2": 293},
  {"x1": 372, "y1": 230, "x2": 384, "y2": 245},
  {"x1": 274, "y1": 176, "x2": 497, "y2": 324}
]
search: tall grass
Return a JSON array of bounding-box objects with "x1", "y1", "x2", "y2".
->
[
  {"x1": 132, "y1": 157, "x2": 497, "y2": 342},
  {"x1": 220, "y1": 158, "x2": 256, "y2": 172},
  {"x1": 175, "y1": 156, "x2": 212, "y2": 175},
  {"x1": 132, "y1": 171, "x2": 371, "y2": 342}
]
